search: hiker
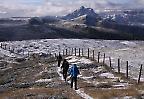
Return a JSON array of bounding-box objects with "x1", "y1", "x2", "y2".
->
[
  {"x1": 69, "y1": 64, "x2": 80, "y2": 90},
  {"x1": 61, "y1": 59, "x2": 69, "y2": 81},
  {"x1": 57, "y1": 53, "x2": 62, "y2": 67}
]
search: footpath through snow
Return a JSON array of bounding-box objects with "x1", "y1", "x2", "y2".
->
[
  {"x1": 56, "y1": 56, "x2": 143, "y2": 99},
  {"x1": 56, "y1": 56, "x2": 93, "y2": 99},
  {"x1": 57, "y1": 66, "x2": 93, "y2": 99}
]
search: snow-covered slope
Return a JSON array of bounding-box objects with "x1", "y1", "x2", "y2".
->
[
  {"x1": 63, "y1": 6, "x2": 98, "y2": 20},
  {"x1": 62, "y1": 6, "x2": 100, "y2": 26},
  {"x1": 0, "y1": 39, "x2": 144, "y2": 80},
  {"x1": 100, "y1": 9, "x2": 144, "y2": 26}
]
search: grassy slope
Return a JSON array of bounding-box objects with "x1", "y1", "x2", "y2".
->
[{"x1": 0, "y1": 55, "x2": 143, "y2": 99}]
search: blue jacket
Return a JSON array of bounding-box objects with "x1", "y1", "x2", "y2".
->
[{"x1": 69, "y1": 64, "x2": 80, "y2": 77}]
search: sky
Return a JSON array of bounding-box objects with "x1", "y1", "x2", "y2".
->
[{"x1": 0, "y1": 0, "x2": 144, "y2": 18}]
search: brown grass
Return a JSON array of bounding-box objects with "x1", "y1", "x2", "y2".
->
[
  {"x1": 0, "y1": 87, "x2": 82, "y2": 99},
  {"x1": 84, "y1": 88, "x2": 139, "y2": 99},
  {"x1": 1, "y1": 55, "x2": 143, "y2": 99}
]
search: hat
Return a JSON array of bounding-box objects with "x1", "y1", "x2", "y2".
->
[{"x1": 73, "y1": 64, "x2": 77, "y2": 67}]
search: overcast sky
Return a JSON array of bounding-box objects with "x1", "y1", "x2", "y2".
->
[{"x1": 0, "y1": 0, "x2": 144, "y2": 18}]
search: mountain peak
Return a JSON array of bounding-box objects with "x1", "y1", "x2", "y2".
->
[
  {"x1": 62, "y1": 6, "x2": 101, "y2": 26},
  {"x1": 80, "y1": 6, "x2": 85, "y2": 10},
  {"x1": 63, "y1": 6, "x2": 98, "y2": 20}
]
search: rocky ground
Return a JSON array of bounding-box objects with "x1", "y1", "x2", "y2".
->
[{"x1": 0, "y1": 54, "x2": 143, "y2": 99}]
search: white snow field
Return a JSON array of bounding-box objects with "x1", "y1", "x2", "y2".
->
[{"x1": 0, "y1": 39, "x2": 144, "y2": 81}]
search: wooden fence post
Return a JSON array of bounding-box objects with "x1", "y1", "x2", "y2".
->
[
  {"x1": 23, "y1": 50, "x2": 24, "y2": 55},
  {"x1": 27, "y1": 51, "x2": 29, "y2": 57},
  {"x1": 55, "y1": 53, "x2": 57, "y2": 58},
  {"x1": 88, "y1": 48, "x2": 90, "y2": 58},
  {"x1": 3, "y1": 44, "x2": 5, "y2": 49},
  {"x1": 70, "y1": 48, "x2": 72, "y2": 55},
  {"x1": 5, "y1": 44, "x2": 7, "y2": 50},
  {"x1": 79, "y1": 48, "x2": 81, "y2": 57},
  {"x1": 109, "y1": 57, "x2": 112, "y2": 68},
  {"x1": 92, "y1": 50, "x2": 95, "y2": 60},
  {"x1": 82, "y1": 48, "x2": 84, "y2": 56},
  {"x1": 98, "y1": 52, "x2": 100, "y2": 63},
  {"x1": 138, "y1": 64, "x2": 143, "y2": 84},
  {"x1": 11, "y1": 48, "x2": 14, "y2": 53},
  {"x1": 68, "y1": 49, "x2": 69, "y2": 56},
  {"x1": 75, "y1": 48, "x2": 76, "y2": 56},
  {"x1": 49, "y1": 52, "x2": 51, "y2": 58},
  {"x1": 0, "y1": 43, "x2": 2, "y2": 48},
  {"x1": 4, "y1": 44, "x2": 6, "y2": 50},
  {"x1": 66, "y1": 49, "x2": 68, "y2": 56},
  {"x1": 103, "y1": 53, "x2": 105, "y2": 65},
  {"x1": 63, "y1": 50, "x2": 65, "y2": 56},
  {"x1": 59, "y1": 52, "x2": 60, "y2": 56},
  {"x1": 118, "y1": 58, "x2": 120, "y2": 73},
  {"x1": 126, "y1": 61, "x2": 129, "y2": 78},
  {"x1": 69, "y1": 48, "x2": 71, "y2": 55},
  {"x1": 71, "y1": 48, "x2": 73, "y2": 55},
  {"x1": 8, "y1": 46, "x2": 11, "y2": 51}
]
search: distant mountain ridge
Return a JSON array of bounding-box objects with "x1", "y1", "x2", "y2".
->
[
  {"x1": 63, "y1": 6, "x2": 98, "y2": 19},
  {"x1": 62, "y1": 6, "x2": 100, "y2": 26},
  {"x1": 1, "y1": 6, "x2": 144, "y2": 41}
]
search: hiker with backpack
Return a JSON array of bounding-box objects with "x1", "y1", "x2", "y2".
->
[
  {"x1": 69, "y1": 64, "x2": 80, "y2": 90},
  {"x1": 57, "y1": 53, "x2": 62, "y2": 67},
  {"x1": 61, "y1": 59, "x2": 69, "y2": 81}
]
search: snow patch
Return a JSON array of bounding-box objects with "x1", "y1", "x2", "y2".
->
[
  {"x1": 0, "y1": 48, "x2": 16, "y2": 58},
  {"x1": 121, "y1": 41, "x2": 136, "y2": 46},
  {"x1": 57, "y1": 67, "x2": 64, "y2": 80},
  {"x1": 123, "y1": 96, "x2": 134, "y2": 99},
  {"x1": 134, "y1": 77, "x2": 144, "y2": 82},
  {"x1": 113, "y1": 96, "x2": 136, "y2": 99},
  {"x1": 76, "y1": 89, "x2": 93, "y2": 99},
  {"x1": 139, "y1": 90, "x2": 144, "y2": 94},
  {"x1": 79, "y1": 57, "x2": 93, "y2": 64},
  {"x1": 115, "y1": 48, "x2": 131, "y2": 51},
  {"x1": 99, "y1": 72, "x2": 118, "y2": 79},
  {"x1": 0, "y1": 67, "x2": 12, "y2": 71},
  {"x1": 66, "y1": 56, "x2": 93, "y2": 64},
  {"x1": 80, "y1": 76, "x2": 94, "y2": 80},
  {"x1": 91, "y1": 67, "x2": 103, "y2": 74},
  {"x1": 113, "y1": 83, "x2": 129, "y2": 88},
  {"x1": 35, "y1": 79, "x2": 52, "y2": 83}
]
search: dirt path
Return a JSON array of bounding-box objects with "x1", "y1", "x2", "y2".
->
[{"x1": 57, "y1": 56, "x2": 144, "y2": 99}]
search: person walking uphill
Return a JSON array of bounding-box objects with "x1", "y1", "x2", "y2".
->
[
  {"x1": 57, "y1": 53, "x2": 62, "y2": 67},
  {"x1": 61, "y1": 59, "x2": 69, "y2": 81},
  {"x1": 69, "y1": 64, "x2": 80, "y2": 90}
]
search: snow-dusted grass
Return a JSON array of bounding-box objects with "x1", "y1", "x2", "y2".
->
[
  {"x1": 0, "y1": 48, "x2": 16, "y2": 58},
  {"x1": 0, "y1": 67, "x2": 12, "y2": 71},
  {"x1": 112, "y1": 83, "x2": 129, "y2": 88},
  {"x1": 75, "y1": 89, "x2": 93, "y2": 99},
  {"x1": 66, "y1": 56, "x2": 93, "y2": 64},
  {"x1": 91, "y1": 67, "x2": 104, "y2": 73},
  {"x1": 121, "y1": 41, "x2": 137, "y2": 47},
  {"x1": 35, "y1": 79, "x2": 52, "y2": 83},
  {"x1": 57, "y1": 67, "x2": 64, "y2": 80},
  {"x1": 99, "y1": 72, "x2": 119, "y2": 79},
  {"x1": 0, "y1": 39, "x2": 144, "y2": 80}
]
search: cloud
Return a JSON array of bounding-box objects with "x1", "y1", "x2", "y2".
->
[{"x1": 0, "y1": 0, "x2": 144, "y2": 18}]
